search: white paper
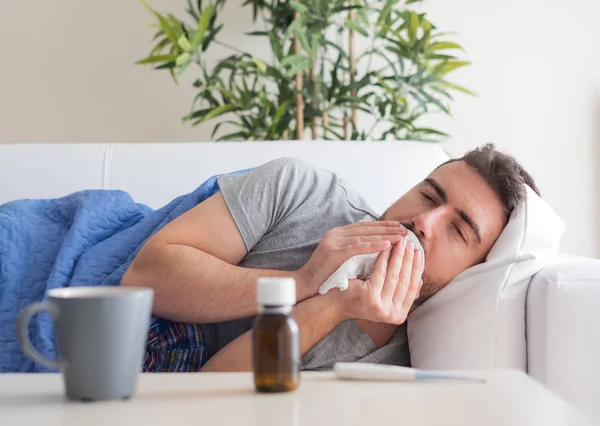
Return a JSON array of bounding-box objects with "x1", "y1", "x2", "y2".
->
[{"x1": 318, "y1": 219, "x2": 425, "y2": 295}]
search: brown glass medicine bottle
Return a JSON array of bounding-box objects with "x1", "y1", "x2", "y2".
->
[{"x1": 252, "y1": 277, "x2": 300, "y2": 393}]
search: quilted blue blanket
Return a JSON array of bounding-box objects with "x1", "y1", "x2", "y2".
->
[{"x1": 0, "y1": 174, "x2": 231, "y2": 372}]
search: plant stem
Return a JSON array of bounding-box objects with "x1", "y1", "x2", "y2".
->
[
  {"x1": 366, "y1": 117, "x2": 381, "y2": 140},
  {"x1": 365, "y1": 6, "x2": 378, "y2": 73},
  {"x1": 322, "y1": 111, "x2": 329, "y2": 139},
  {"x1": 343, "y1": 114, "x2": 349, "y2": 140},
  {"x1": 310, "y1": 67, "x2": 317, "y2": 140},
  {"x1": 213, "y1": 39, "x2": 247, "y2": 55},
  {"x1": 294, "y1": 11, "x2": 304, "y2": 140},
  {"x1": 321, "y1": 40, "x2": 327, "y2": 139},
  {"x1": 259, "y1": 6, "x2": 274, "y2": 65},
  {"x1": 349, "y1": 1, "x2": 357, "y2": 130}
]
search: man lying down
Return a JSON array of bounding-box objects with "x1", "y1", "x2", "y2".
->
[
  {"x1": 0, "y1": 143, "x2": 538, "y2": 372},
  {"x1": 120, "y1": 143, "x2": 539, "y2": 372}
]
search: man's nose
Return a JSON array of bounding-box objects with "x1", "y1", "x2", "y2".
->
[{"x1": 412, "y1": 207, "x2": 451, "y2": 241}]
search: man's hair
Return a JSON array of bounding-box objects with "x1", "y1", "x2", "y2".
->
[{"x1": 441, "y1": 143, "x2": 539, "y2": 221}]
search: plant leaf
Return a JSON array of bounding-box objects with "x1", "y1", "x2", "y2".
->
[
  {"x1": 176, "y1": 52, "x2": 191, "y2": 66},
  {"x1": 385, "y1": 45, "x2": 408, "y2": 59},
  {"x1": 246, "y1": 31, "x2": 269, "y2": 36},
  {"x1": 210, "y1": 121, "x2": 227, "y2": 138},
  {"x1": 275, "y1": 115, "x2": 293, "y2": 137},
  {"x1": 140, "y1": 21, "x2": 161, "y2": 29},
  {"x1": 428, "y1": 42, "x2": 463, "y2": 52},
  {"x1": 289, "y1": 0, "x2": 309, "y2": 14},
  {"x1": 284, "y1": 17, "x2": 301, "y2": 39},
  {"x1": 337, "y1": 95, "x2": 370, "y2": 104},
  {"x1": 345, "y1": 18, "x2": 369, "y2": 37},
  {"x1": 357, "y1": 7, "x2": 369, "y2": 26},
  {"x1": 418, "y1": 89, "x2": 449, "y2": 113},
  {"x1": 280, "y1": 54, "x2": 309, "y2": 67},
  {"x1": 156, "y1": 13, "x2": 177, "y2": 45},
  {"x1": 202, "y1": 23, "x2": 223, "y2": 51},
  {"x1": 154, "y1": 62, "x2": 176, "y2": 70},
  {"x1": 140, "y1": 0, "x2": 157, "y2": 15},
  {"x1": 412, "y1": 127, "x2": 449, "y2": 137},
  {"x1": 194, "y1": 104, "x2": 239, "y2": 126},
  {"x1": 167, "y1": 14, "x2": 184, "y2": 38},
  {"x1": 150, "y1": 37, "x2": 171, "y2": 56},
  {"x1": 421, "y1": 18, "x2": 433, "y2": 33},
  {"x1": 293, "y1": 26, "x2": 311, "y2": 54},
  {"x1": 252, "y1": 57, "x2": 267, "y2": 74},
  {"x1": 195, "y1": 5, "x2": 214, "y2": 46},
  {"x1": 268, "y1": 31, "x2": 284, "y2": 61},
  {"x1": 431, "y1": 61, "x2": 471, "y2": 78},
  {"x1": 186, "y1": 0, "x2": 199, "y2": 20},
  {"x1": 177, "y1": 35, "x2": 192, "y2": 52},
  {"x1": 323, "y1": 125, "x2": 345, "y2": 140},
  {"x1": 272, "y1": 101, "x2": 289, "y2": 123},
  {"x1": 430, "y1": 85, "x2": 454, "y2": 100},
  {"x1": 437, "y1": 81, "x2": 477, "y2": 96},
  {"x1": 332, "y1": 4, "x2": 363, "y2": 13},
  {"x1": 323, "y1": 39, "x2": 349, "y2": 59},
  {"x1": 136, "y1": 54, "x2": 178, "y2": 64},
  {"x1": 185, "y1": 108, "x2": 213, "y2": 121},
  {"x1": 285, "y1": 60, "x2": 311, "y2": 77},
  {"x1": 264, "y1": 65, "x2": 285, "y2": 79},
  {"x1": 217, "y1": 131, "x2": 249, "y2": 141},
  {"x1": 377, "y1": 0, "x2": 394, "y2": 26},
  {"x1": 408, "y1": 12, "x2": 419, "y2": 43},
  {"x1": 424, "y1": 53, "x2": 456, "y2": 61},
  {"x1": 380, "y1": 24, "x2": 409, "y2": 48}
]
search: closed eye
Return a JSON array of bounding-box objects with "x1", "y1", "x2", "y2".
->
[
  {"x1": 421, "y1": 192, "x2": 436, "y2": 205},
  {"x1": 454, "y1": 223, "x2": 467, "y2": 243}
]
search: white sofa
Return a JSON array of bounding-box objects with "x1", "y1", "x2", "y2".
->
[{"x1": 1, "y1": 141, "x2": 599, "y2": 420}]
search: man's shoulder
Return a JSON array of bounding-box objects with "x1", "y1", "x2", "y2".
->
[
  {"x1": 253, "y1": 157, "x2": 338, "y2": 195},
  {"x1": 244, "y1": 157, "x2": 378, "y2": 219},
  {"x1": 258, "y1": 157, "x2": 333, "y2": 179},
  {"x1": 268, "y1": 158, "x2": 378, "y2": 217}
]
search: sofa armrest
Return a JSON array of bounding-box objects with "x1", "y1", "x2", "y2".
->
[{"x1": 527, "y1": 254, "x2": 600, "y2": 422}]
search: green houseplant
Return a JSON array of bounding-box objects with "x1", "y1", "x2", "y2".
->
[{"x1": 137, "y1": 0, "x2": 472, "y2": 141}]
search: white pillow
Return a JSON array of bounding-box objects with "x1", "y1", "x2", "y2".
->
[{"x1": 407, "y1": 185, "x2": 565, "y2": 370}]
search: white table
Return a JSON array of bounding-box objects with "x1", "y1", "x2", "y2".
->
[{"x1": 0, "y1": 370, "x2": 592, "y2": 426}]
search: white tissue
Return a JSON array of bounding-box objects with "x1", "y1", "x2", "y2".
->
[{"x1": 318, "y1": 221, "x2": 425, "y2": 295}]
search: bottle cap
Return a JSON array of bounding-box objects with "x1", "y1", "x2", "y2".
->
[{"x1": 256, "y1": 277, "x2": 296, "y2": 306}]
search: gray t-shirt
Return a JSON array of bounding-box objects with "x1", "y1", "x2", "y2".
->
[{"x1": 199, "y1": 157, "x2": 410, "y2": 370}]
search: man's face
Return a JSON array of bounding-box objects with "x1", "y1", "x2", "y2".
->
[{"x1": 382, "y1": 161, "x2": 506, "y2": 304}]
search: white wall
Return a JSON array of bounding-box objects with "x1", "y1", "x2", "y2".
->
[
  {"x1": 0, "y1": 0, "x2": 261, "y2": 143},
  {"x1": 417, "y1": 0, "x2": 600, "y2": 257},
  {"x1": 0, "y1": 0, "x2": 598, "y2": 256}
]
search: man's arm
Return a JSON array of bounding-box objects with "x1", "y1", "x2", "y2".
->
[
  {"x1": 122, "y1": 193, "x2": 299, "y2": 323},
  {"x1": 122, "y1": 192, "x2": 405, "y2": 324},
  {"x1": 201, "y1": 289, "x2": 345, "y2": 372}
]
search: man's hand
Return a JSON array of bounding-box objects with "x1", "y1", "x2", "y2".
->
[
  {"x1": 295, "y1": 221, "x2": 407, "y2": 300},
  {"x1": 336, "y1": 237, "x2": 424, "y2": 325}
]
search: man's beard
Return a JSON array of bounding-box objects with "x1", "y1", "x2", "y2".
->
[{"x1": 414, "y1": 272, "x2": 447, "y2": 307}]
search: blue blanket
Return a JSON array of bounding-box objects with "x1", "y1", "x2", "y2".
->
[{"x1": 0, "y1": 174, "x2": 234, "y2": 372}]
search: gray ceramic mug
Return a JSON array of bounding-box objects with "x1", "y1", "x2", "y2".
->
[{"x1": 18, "y1": 286, "x2": 154, "y2": 401}]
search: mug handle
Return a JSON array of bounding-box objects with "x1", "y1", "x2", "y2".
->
[{"x1": 18, "y1": 302, "x2": 64, "y2": 370}]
